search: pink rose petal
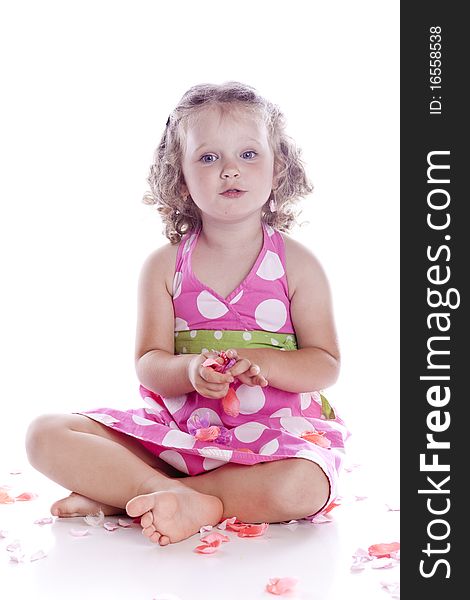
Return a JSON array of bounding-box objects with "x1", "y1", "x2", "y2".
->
[
  {"x1": 15, "y1": 492, "x2": 38, "y2": 501},
  {"x1": 310, "y1": 513, "x2": 333, "y2": 524},
  {"x1": 368, "y1": 542, "x2": 400, "y2": 558},
  {"x1": 30, "y1": 549, "x2": 47, "y2": 562},
  {"x1": 6, "y1": 540, "x2": 22, "y2": 552},
  {"x1": 371, "y1": 557, "x2": 396, "y2": 569},
  {"x1": 104, "y1": 521, "x2": 119, "y2": 531},
  {"x1": 0, "y1": 530, "x2": 8, "y2": 538},
  {"x1": 34, "y1": 517, "x2": 53, "y2": 526},
  {"x1": 266, "y1": 577, "x2": 298, "y2": 595},
  {"x1": 117, "y1": 519, "x2": 132, "y2": 528},
  {"x1": 70, "y1": 527, "x2": 89, "y2": 537},
  {"x1": 201, "y1": 532, "x2": 230, "y2": 544}
]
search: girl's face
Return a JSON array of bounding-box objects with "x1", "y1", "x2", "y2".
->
[{"x1": 180, "y1": 105, "x2": 276, "y2": 224}]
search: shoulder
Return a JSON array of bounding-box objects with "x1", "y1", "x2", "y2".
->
[
  {"x1": 280, "y1": 232, "x2": 329, "y2": 296},
  {"x1": 139, "y1": 241, "x2": 180, "y2": 295}
]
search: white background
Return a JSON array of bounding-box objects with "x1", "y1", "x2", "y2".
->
[{"x1": 0, "y1": 1, "x2": 399, "y2": 470}]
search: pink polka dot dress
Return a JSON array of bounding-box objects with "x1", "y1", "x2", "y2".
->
[{"x1": 80, "y1": 223, "x2": 349, "y2": 517}]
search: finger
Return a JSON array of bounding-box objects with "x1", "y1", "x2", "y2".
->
[
  {"x1": 252, "y1": 374, "x2": 269, "y2": 387},
  {"x1": 225, "y1": 348, "x2": 239, "y2": 360},
  {"x1": 249, "y1": 364, "x2": 261, "y2": 376},
  {"x1": 235, "y1": 372, "x2": 256, "y2": 387},
  {"x1": 228, "y1": 358, "x2": 252, "y2": 377},
  {"x1": 200, "y1": 367, "x2": 234, "y2": 384}
]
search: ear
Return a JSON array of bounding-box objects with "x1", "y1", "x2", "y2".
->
[{"x1": 179, "y1": 181, "x2": 189, "y2": 198}]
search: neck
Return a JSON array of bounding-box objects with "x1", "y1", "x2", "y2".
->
[{"x1": 199, "y1": 213, "x2": 264, "y2": 253}]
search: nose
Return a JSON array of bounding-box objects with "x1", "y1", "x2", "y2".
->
[{"x1": 220, "y1": 161, "x2": 240, "y2": 179}]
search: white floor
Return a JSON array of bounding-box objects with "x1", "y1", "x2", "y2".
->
[{"x1": 1, "y1": 437, "x2": 399, "y2": 600}]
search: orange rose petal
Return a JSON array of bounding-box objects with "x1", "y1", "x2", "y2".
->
[
  {"x1": 201, "y1": 532, "x2": 230, "y2": 544},
  {"x1": 323, "y1": 500, "x2": 341, "y2": 514},
  {"x1": 368, "y1": 542, "x2": 400, "y2": 558},
  {"x1": 15, "y1": 492, "x2": 38, "y2": 501},
  {"x1": 222, "y1": 387, "x2": 240, "y2": 417},
  {"x1": 237, "y1": 523, "x2": 269, "y2": 537},
  {"x1": 226, "y1": 519, "x2": 249, "y2": 532},
  {"x1": 0, "y1": 490, "x2": 15, "y2": 504},
  {"x1": 195, "y1": 543, "x2": 219, "y2": 554},
  {"x1": 195, "y1": 426, "x2": 221, "y2": 441},
  {"x1": 300, "y1": 430, "x2": 331, "y2": 448},
  {"x1": 266, "y1": 577, "x2": 298, "y2": 595}
]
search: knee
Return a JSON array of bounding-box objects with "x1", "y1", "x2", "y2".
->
[
  {"x1": 25, "y1": 414, "x2": 64, "y2": 467},
  {"x1": 272, "y1": 459, "x2": 330, "y2": 518}
]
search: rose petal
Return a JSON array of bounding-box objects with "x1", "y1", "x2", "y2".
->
[
  {"x1": 194, "y1": 543, "x2": 219, "y2": 554},
  {"x1": 195, "y1": 426, "x2": 221, "y2": 441},
  {"x1": 217, "y1": 517, "x2": 237, "y2": 530},
  {"x1": 310, "y1": 513, "x2": 333, "y2": 524},
  {"x1": 0, "y1": 530, "x2": 8, "y2": 538},
  {"x1": 30, "y1": 549, "x2": 47, "y2": 562},
  {"x1": 14, "y1": 492, "x2": 38, "y2": 501},
  {"x1": 323, "y1": 500, "x2": 341, "y2": 514},
  {"x1": 222, "y1": 387, "x2": 240, "y2": 417},
  {"x1": 34, "y1": 517, "x2": 54, "y2": 526},
  {"x1": 266, "y1": 577, "x2": 298, "y2": 595},
  {"x1": 70, "y1": 528, "x2": 89, "y2": 537},
  {"x1": 84, "y1": 510, "x2": 105, "y2": 527},
  {"x1": 104, "y1": 521, "x2": 119, "y2": 531},
  {"x1": 368, "y1": 542, "x2": 400, "y2": 558},
  {"x1": 237, "y1": 523, "x2": 269, "y2": 537},
  {"x1": 0, "y1": 489, "x2": 16, "y2": 504},
  {"x1": 118, "y1": 519, "x2": 132, "y2": 528},
  {"x1": 201, "y1": 532, "x2": 230, "y2": 544},
  {"x1": 371, "y1": 557, "x2": 396, "y2": 569},
  {"x1": 300, "y1": 430, "x2": 331, "y2": 448}
]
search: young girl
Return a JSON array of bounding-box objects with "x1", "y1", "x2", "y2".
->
[{"x1": 26, "y1": 81, "x2": 348, "y2": 546}]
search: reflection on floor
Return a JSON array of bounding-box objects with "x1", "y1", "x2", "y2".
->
[{"x1": 1, "y1": 444, "x2": 399, "y2": 600}]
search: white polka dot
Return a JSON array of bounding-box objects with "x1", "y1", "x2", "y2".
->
[
  {"x1": 196, "y1": 290, "x2": 229, "y2": 319},
  {"x1": 233, "y1": 422, "x2": 267, "y2": 443},
  {"x1": 87, "y1": 413, "x2": 120, "y2": 425},
  {"x1": 214, "y1": 330, "x2": 223, "y2": 340},
  {"x1": 242, "y1": 331, "x2": 252, "y2": 341},
  {"x1": 187, "y1": 408, "x2": 223, "y2": 426},
  {"x1": 270, "y1": 407, "x2": 292, "y2": 418},
  {"x1": 300, "y1": 393, "x2": 312, "y2": 410},
  {"x1": 202, "y1": 458, "x2": 227, "y2": 471},
  {"x1": 229, "y1": 290, "x2": 244, "y2": 304},
  {"x1": 198, "y1": 447, "x2": 233, "y2": 461},
  {"x1": 132, "y1": 414, "x2": 158, "y2": 426},
  {"x1": 265, "y1": 225, "x2": 275, "y2": 236},
  {"x1": 190, "y1": 330, "x2": 197, "y2": 338},
  {"x1": 201, "y1": 348, "x2": 209, "y2": 354},
  {"x1": 144, "y1": 406, "x2": 162, "y2": 416},
  {"x1": 183, "y1": 233, "x2": 197, "y2": 253},
  {"x1": 237, "y1": 384, "x2": 266, "y2": 415},
  {"x1": 260, "y1": 438, "x2": 280, "y2": 455},
  {"x1": 163, "y1": 395, "x2": 187, "y2": 413},
  {"x1": 256, "y1": 250, "x2": 285, "y2": 281},
  {"x1": 255, "y1": 299, "x2": 287, "y2": 332},
  {"x1": 173, "y1": 271, "x2": 182, "y2": 299},
  {"x1": 271, "y1": 338, "x2": 279, "y2": 346},
  {"x1": 159, "y1": 450, "x2": 189, "y2": 474},
  {"x1": 175, "y1": 317, "x2": 189, "y2": 331},
  {"x1": 280, "y1": 416, "x2": 315, "y2": 436},
  {"x1": 162, "y1": 429, "x2": 196, "y2": 449},
  {"x1": 143, "y1": 397, "x2": 164, "y2": 412}
]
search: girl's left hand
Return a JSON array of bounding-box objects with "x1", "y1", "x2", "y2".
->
[{"x1": 224, "y1": 349, "x2": 268, "y2": 388}]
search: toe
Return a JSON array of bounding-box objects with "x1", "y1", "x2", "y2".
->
[
  {"x1": 149, "y1": 531, "x2": 161, "y2": 544},
  {"x1": 140, "y1": 511, "x2": 154, "y2": 528},
  {"x1": 159, "y1": 535, "x2": 171, "y2": 546},
  {"x1": 126, "y1": 493, "x2": 155, "y2": 517}
]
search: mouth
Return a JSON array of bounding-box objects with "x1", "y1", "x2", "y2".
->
[{"x1": 220, "y1": 189, "x2": 246, "y2": 198}]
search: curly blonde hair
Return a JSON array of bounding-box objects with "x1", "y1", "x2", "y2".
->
[{"x1": 143, "y1": 81, "x2": 313, "y2": 244}]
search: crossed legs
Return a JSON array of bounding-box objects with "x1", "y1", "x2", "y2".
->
[{"x1": 25, "y1": 414, "x2": 329, "y2": 545}]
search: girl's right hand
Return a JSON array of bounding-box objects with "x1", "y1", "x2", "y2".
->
[{"x1": 188, "y1": 352, "x2": 235, "y2": 399}]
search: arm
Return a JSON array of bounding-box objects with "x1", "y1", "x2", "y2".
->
[
  {"x1": 135, "y1": 245, "x2": 233, "y2": 398},
  {"x1": 230, "y1": 236, "x2": 340, "y2": 393}
]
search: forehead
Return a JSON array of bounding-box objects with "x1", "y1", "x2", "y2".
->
[{"x1": 183, "y1": 104, "x2": 270, "y2": 147}]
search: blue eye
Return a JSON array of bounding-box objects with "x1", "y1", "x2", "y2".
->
[
  {"x1": 242, "y1": 150, "x2": 257, "y2": 160},
  {"x1": 200, "y1": 154, "x2": 217, "y2": 164}
]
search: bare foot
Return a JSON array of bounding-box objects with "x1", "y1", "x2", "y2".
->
[
  {"x1": 126, "y1": 488, "x2": 223, "y2": 545},
  {"x1": 51, "y1": 492, "x2": 124, "y2": 518}
]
